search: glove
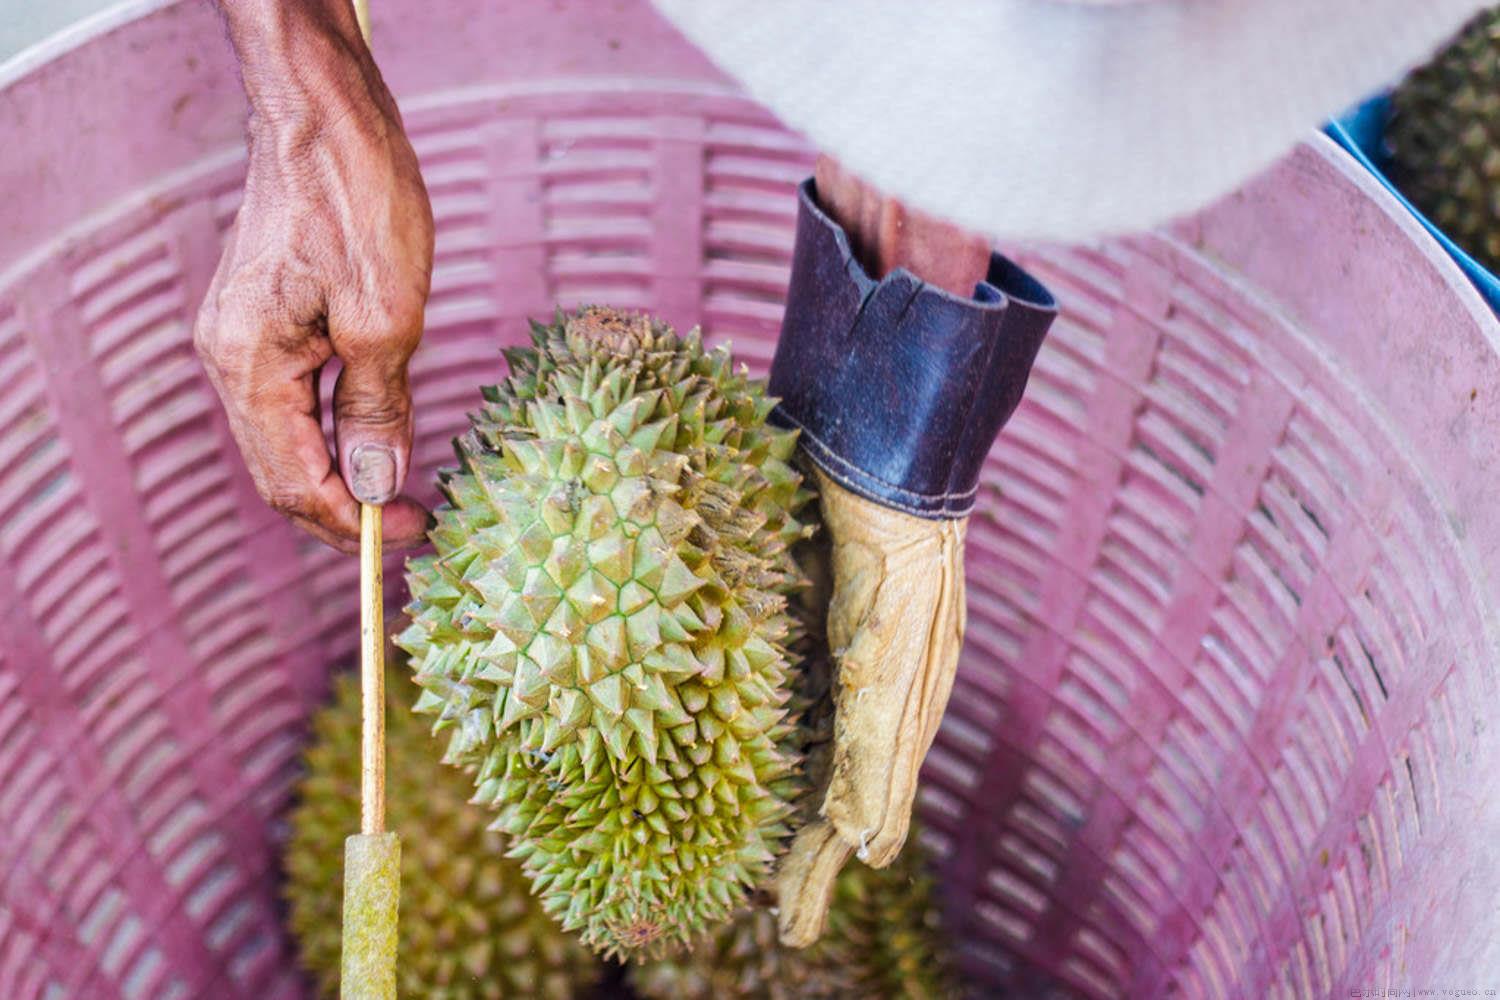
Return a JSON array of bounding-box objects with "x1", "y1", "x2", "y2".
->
[{"x1": 767, "y1": 179, "x2": 1056, "y2": 945}]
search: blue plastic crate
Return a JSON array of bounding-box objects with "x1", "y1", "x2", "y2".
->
[{"x1": 1325, "y1": 96, "x2": 1500, "y2": 314}]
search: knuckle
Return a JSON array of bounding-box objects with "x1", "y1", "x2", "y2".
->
[
  {"x1": 335, "y1": 392, "x2": 408, "y2": 427},
  {"x1": 347, "y1": 290, "x2": 425, "y2": 352},
  {"x1": 191, "y1": 301, "x2": 218, "y2": 354},
  {"x1": 202, "y1": 332, "x2": 260, "y2": 391},
  {"x1": 260, "y1": 482, "x2": 310, "y2": 518},
  {"x1": 194, "y1": 269, "x2": 332, "y2": 392},
  {"x1": 250, "y1": 467, "x2": 318, "y2": 522}
]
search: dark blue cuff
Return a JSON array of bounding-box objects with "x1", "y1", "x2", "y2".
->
[{"x1": 768, "y1": 179, "x2": 1057, "y2": 519}]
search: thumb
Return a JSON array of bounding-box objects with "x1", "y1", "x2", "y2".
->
[{"x1": 333, "y1": 351, "x2": 414, "y2": 506}]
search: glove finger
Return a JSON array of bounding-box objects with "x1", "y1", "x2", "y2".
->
[
  {"x1": 858, "y1": 518, "x2": 966, "y2": 866},
  {"x1": 821, "y1": 516, "x2": 962, "y2": 865},
  {"x1": 821, "y1": 583, "x2": 930, "y2": 860},
  {"x1": 774, "y1": 819, "x2": 854, "y2": 948},
  {"x1": 919, "y1": 540, "x2": 967, "y2": 747}
]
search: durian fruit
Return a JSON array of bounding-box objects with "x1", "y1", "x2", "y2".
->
[
  {"x1": 628, "y1": 836, "x2": 959, "y2": 1000},
  {"x1": 398, "y1": 307, "x2": 814, "y2": 958},
  {"x1": 283, "y1": 664, "x2": 603, "y2": 998},
  {"x1": 1387, "y1": 6, "x2": 1500, "y2": 272}
]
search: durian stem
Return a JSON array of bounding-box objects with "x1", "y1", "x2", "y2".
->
[{"x1": 360, "y1": 502, "x2": 385, "y2": 836}]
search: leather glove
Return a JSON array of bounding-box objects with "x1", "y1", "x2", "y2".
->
[{"x1": 767, "y1": 179, "x2": 1056, "y2": 945}]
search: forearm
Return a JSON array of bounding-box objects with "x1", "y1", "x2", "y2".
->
[
  {"x1": 812, "y1": 155, "x2": 990, "y2": 299},
  {"x1": 215, "y1": 0, "x2": 388, "y2": 133}
]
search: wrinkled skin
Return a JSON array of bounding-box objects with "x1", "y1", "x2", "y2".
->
[
  {"x1": 203, "y1": 0, "x2": 990, "y2": 946},
  {"x1": 195, "y1": 0, "x2": 431, "y2": 553}
]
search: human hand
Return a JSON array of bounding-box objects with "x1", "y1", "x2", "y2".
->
[
  {"x1": 776, "y1": 469, "x2": 967, "y2": 946},
  {"x1": 195, "y1": 0, "x2": 433, "y2": 552}
]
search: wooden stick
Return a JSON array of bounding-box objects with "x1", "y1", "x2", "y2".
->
[
  {"x1": 352, "y1": 0, "x2": 383, "y2": 840},
  {"x1": 359, "y1": 502, "x2": 385, "y2": 836},
  {"x1": 353, "y1": 0, "x2": 372, "y2": 43},
  {"x1": 341, "y1": 11, "x2": 400, "y2": 997}
]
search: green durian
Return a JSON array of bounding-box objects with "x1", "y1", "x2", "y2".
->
[
  {"x1": 283, "y1": 665, "x2": 603, "y2": 998},
  {"x1": 398, "y1": 307, "x2": 814, "y2": 958},
  {"x1": 628, "y1": 835, "x2": 960, "y2": 1000},
  {"x1": 1387, "y1": 5, "x2": 1500, "y2": 272}
]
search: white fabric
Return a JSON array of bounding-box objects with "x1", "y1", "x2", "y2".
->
[{"x1": 650, "y1": 0, "x2": 1488, "y2": 241}]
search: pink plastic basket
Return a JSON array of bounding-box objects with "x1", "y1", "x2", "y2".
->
[{"x1": 3, "y1": 2, "x2": 1499, "y2": 997}]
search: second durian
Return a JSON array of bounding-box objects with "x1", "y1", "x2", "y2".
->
[
  {"x1": 629, "y1": 836, "x2": 959, "y2": 1000},
  {"x1": 1387, "y1": 6, "x2": 1500, "y2": 273},
  {"x1": 283, "y1": 664, "x2": 602, "y2": 998}
]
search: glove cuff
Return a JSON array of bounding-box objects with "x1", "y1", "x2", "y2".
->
[{"x1": 768, "y1": 179, "x2": 1057, "y2": 519}]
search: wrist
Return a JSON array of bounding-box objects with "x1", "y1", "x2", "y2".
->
[{"x1": 769, "y1": 180, "x2": 1056, "y2": 519}]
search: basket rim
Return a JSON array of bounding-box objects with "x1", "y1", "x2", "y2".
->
[
  {"x1": 0, "y1": 0, "x2": 174, "y2": 91},
  {"x1": 1325, "y1": 95, "x2": 1500, "y2": 315}
]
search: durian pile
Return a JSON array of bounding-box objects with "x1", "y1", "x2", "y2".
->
[
  {"x1": 397, "y1": 307, "x2": 813, "y2": 957},
  {"x1": 628, "y1": 836, "x2": 956, "y2": 1000},
  {"x1": 1387, "y1": 5, "x2": 1500, "y2": 273},
  {"x1": 284, "y1": 664, "x2": 601, "y2": 999},
  {"x1": 285, "y1": 667, "x2": 956, "y2": 998}
]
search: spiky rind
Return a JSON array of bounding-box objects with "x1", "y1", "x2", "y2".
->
[
  {"x1": 1387, "y1": 7, "x2": 1500, "y2": 272},
  {"x1": 399, "y1": 308, "x2": 813, "y2": 958},
  {"x1": 629, "y1": 837, "x2": 959, "y2": 1000},
  {"x1": 284, "y1": 667, "x2": 601, "y2": 999}
]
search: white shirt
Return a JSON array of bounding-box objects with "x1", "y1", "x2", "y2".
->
[{"x1": 651, "y1": 0, "x2": 1487, "y2": 241}]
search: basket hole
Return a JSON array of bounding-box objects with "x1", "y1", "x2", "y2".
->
[
  {"x1": 914, "y1": 824, "x2": 953, "y2": 862},
  {"x1": 975, "y1": 899, "x2": 1034, "y2": 944},
  {"x1": 100, "y1": 915, "x2": 143, "y2": 979},
  {"x1": 228, "y1": 925, "x2": 276, "y2": 984},
  {"x1": 1073, "y1": 925, "x2": 1127, "y2": 977},
  {"x1": 1357, "y1": 636, "x2": 1389, "y2": 701},
  {"x1": 1023, "y1": 763, "x2": 1087, "y2": 828},
  {"x1": 985, "y1": 865, "x2": 1049, "y2": 915},
  {"x1": 1101, "y1": 874, "x2": 1155, "y2": 937},
  {"x1": 999, "y1": 833, "x2": 1060, "y2": 885},
  {"x1": 1062, "y1": 954, "x2": 1122, "y2": 999},
  {"x1": 1400, "y1": 753, "x2": 1423, "y2": 835},
  {"x1": 923, "y1": 746, "x2": 980, "y2": 792},
  {"x1": 1009, "y1": 800, "x2": 1070, "y2": 853},
  {"x1": 206, "y1": 899, "x2": 255, "y2": 953},
  {"x1": 184, "y1": 863, "x2": 237, "y2": 922},
  {"x1": 165, "y1": 830, "x2": 223, "y2": 890},
  {"x1": 1329, "y1": 652, "x2": 1371, "y2": 729},
  {"x1": 76, "y1": 887, "x2": 124, "y2": 946},
  {"x1": 121, "y1": 948, "x2": 165, "y2": 1000}
]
